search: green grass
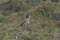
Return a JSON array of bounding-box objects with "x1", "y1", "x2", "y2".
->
[{"x1": 0, "y1": 0, "x2": 60, "y2": 40}]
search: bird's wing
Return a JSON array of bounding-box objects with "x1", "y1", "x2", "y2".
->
[{"x1": 20, "y1": 18, "x2": 27, "y2": 26}]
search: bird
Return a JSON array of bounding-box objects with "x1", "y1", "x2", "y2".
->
[{"x1": 20, "y1": 15, "x2": 30, "y2": 28}]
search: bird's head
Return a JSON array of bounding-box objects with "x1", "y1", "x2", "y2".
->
[{"x1": 26, "y1": 15, "x2": 30, "y2": 18}]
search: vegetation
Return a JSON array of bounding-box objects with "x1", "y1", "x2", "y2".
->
[{"x1": 0, "y1": 0, "x2": 60, "y2": 40}]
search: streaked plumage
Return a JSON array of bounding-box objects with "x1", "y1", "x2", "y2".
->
[{"x1": 20, "y1": 15, "x2": 30, "y2": 27}]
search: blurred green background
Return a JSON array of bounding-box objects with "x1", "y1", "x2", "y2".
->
[{"x1": 0, "y1": 0, "x2": 60, "y2": 40}]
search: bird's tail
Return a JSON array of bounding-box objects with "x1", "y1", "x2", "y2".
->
[{"x1": 20, "y1": 22, "x2": 24, "y2": 26}]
